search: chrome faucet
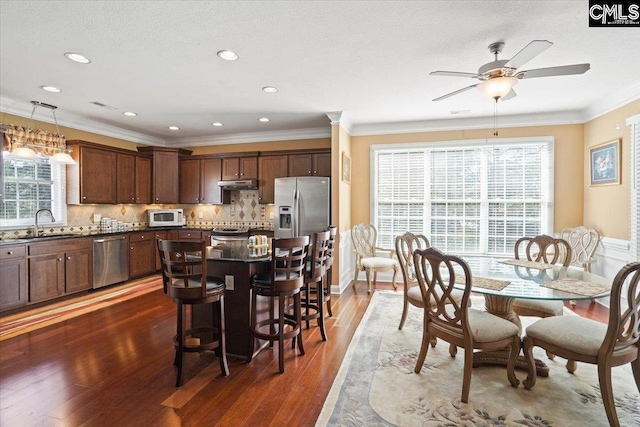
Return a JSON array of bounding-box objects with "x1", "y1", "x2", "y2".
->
[{"x1": 34, "y1": 208, "x2": 55, "y2": 237}]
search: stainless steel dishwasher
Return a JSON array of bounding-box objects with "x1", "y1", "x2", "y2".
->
[{"x1": 93, "y1": 235, "x2": 129, "y2": 289}]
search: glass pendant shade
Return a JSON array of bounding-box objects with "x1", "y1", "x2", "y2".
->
[
  {"x1": 477, "y1": 77, "x2": 518, "y2": 99},
  {"x1": 51, "y1": 151, "x2": 76, "y2": 164},
  {"x1": 10, "y1": 145, "x2": 38, "y2": 160}
]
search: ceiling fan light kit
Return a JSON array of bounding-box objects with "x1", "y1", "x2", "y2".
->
[{"x1": 477, "y1": 76, "x2": 518, "y2": 100}]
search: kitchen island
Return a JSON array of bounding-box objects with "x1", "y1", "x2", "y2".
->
[{"x1": 194, "y1": 238, "x2": 271, "y2": 357}]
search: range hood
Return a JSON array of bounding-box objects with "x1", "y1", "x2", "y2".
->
[{"x1": 218, "y1": 179, "x2": 258, "y2": 190}]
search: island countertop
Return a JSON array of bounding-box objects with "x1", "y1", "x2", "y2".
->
[{"x1": 206, "y1": 238, "x2": 271, "y2": 262}]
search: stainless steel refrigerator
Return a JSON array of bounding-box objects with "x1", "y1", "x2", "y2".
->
[{"x1": 274, "y1": 177, "x2": 330, "y2": 238}]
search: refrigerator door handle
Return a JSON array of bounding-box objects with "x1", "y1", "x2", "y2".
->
[{"x1": 293, "y1": 189, "x2": 300, "y2": 237}]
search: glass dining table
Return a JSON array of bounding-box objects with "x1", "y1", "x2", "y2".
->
[{"x1": 453, "y1": 255, "x2": 612, "y2": 376}]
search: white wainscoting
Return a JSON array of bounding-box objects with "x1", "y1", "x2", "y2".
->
[{"x1": 334, "y1": 230, "x2": 355, "y2": 294}]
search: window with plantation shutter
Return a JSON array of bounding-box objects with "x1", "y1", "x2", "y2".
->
[
  {"x1": 372, "y1": 138, "x2": 553, "y2": 256},
  {"x1": 627, "y1": 113, "x2": 640, "y2": 260}
]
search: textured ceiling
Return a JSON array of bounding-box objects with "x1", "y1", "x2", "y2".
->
[{"x1": 1, "y1": 1, "x2": 639, "y2": 146}]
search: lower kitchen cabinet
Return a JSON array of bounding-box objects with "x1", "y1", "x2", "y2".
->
[
  {"x1": 28, "y1": 238, "x2": 93, "y2": 304},
  {"x1": 129, "y1": 231, "x2": 156, "y2": 278},
  {"x1": 0, "y1": 244, "x2": 27, "y2": 312},
  {"x1": 167, "y1": 229, "x2": 211, "y2": 243}
]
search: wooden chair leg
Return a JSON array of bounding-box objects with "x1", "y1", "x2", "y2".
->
[
  {"x1": 278, "y1": 294, "x2": 286, "y2": 373},
  {"x1": 246, "y1": 289, "x2": 257, "y2": 364},
  {"x1": 295, "y1": 292, "x2": 305, "y2": 356},
  {"x1": 506, "y1": 339, "x2": 520, "y2": 388},
  {"x1": 366, "y1": 269, "x2": 373, "y2": 294},
  {"x1": 631, "y1": 356, "x2": 640, "y2": 392},
  {"x1": 566, "y1": 359, "x2": 578, "y2": 373},
  {"x1": 391, "y1": 266, "x2": 398, "y2": 290},
  {"x1": 449, "y1": 343, "x2": 457, "y2": 357},
  {"x1": 325, "y1": 270, "x2": 333, "y2": 317},
  {"x1": 522, "y1": 337, "x2": 537, "y2": 390},
  {"x1": 352, "y1": 267, "x2": 359, "y2": 289},
  {"x1": 175, "y1": 302, "x2": 186, "y2": 387},
  {"x1": 398, "y1": 296, "x2": 409, "y2": 330},
  {"x1": 598, "y1": 364, "x2": 620, "y2": 427},
  {"x1": 414, "y1": 317, "x2": 431, "y2": 373},
  {"x1": 317, "y1": 281, "x2": 327, "y2": 341},
  {"x1": 461, "y1": 343, "x2": 473, "y2": 403}
]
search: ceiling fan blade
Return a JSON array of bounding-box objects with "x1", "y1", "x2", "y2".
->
[
  {"x1": 517, "y1": 63, "x2": 591, "y2": 79},
  {"x1": 501, "y1": 89, "x2": 517, "y2": 101},
  {"x1": 504, "y1": 40, "x2": 553, "y2": 70},
  {"x1": 430, "y1": 71, "x2": 479, "y2": 78},
  {"x1": 433, "y1": 84, "x2": 478, "y2": 101}
]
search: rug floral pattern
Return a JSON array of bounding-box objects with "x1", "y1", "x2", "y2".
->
[{"x1": 317, "y1": 292, "x2": 639, "y2": 427}]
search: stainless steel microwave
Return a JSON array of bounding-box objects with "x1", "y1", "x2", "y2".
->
[{"x1": 148, "y1": 208, "x2": 184, "y2": 227}]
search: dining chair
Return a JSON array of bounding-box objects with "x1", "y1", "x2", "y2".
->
[
  {"x1": 560, "y1": 226, "x2": 601, "y2": 306},
  {"x1": 511, "y1": 234, "x2": 572, "y2": 319},
  {"x1": 157, "y1": 239, "x2": 229, "y2": 387},
  {"x1": 413, "y1": 247, "x2": 521, "y2": 403},
  {"x1": 247, "y1": 235, "x2": 310, "y2": 373},
  {"x1": 522, "y1": 261, "x2": 640, "y2": 427},
  {"x1": 323, "y1": 225, "x2": 338, "y2": 317},
  {"x1": 351, "y1": 223, "x2": 398, "y2": 294}
]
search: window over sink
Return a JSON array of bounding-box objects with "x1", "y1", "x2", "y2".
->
[
  {"x1": 371, "y1": 137, "x2": 554, "y2": 256},
  {"x1": 1, "y1": 156, "x2": 67, "y2": 229}
]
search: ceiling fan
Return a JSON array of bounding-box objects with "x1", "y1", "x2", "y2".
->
[{"x1": 430, "y1": 40, "x2": 590, "y2": 102}]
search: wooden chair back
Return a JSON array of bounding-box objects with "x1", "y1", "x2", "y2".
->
[
  {"x1": 269, "y1": 236, "x2": 310, "y2": 292},
  {"x1": 157, "y1": 240, "x2": 208, "y2": 300},
  {"x1": 351, "y1": 223, "x2": 378, "y2": 258},
  {"x1": 308, "y1": 230, "x2": 331, "y2": 283},
  {"x1": 413, "y1": 247, "x2": 473, "y2": 344},
  {"x1": 326, "y1": 226, "x2": 337, "y2": 269},
  {"x1": 395, "y1": 232, "x2": 430, "y2": 286},
  {"x1": 602, "y1": 261, "x2": 640, "y2": 359},
  {"x1": 559, "y1": 226, "x2": 600, "y2": 272},
  {"x1": 514, "y1": 234, "x2": 572, "y2": 267}
]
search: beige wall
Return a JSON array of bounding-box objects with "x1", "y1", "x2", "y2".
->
[
  {"x1": 583, "y1": 99, "x2": 640, "y2": 240},
  {"x1": 351, "y1": 124, "x2": 584, "y2": 234}
]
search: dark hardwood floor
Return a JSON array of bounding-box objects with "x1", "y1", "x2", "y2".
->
[{"x1": 0, "y1": 279, "x2": 608, "y2": 427}]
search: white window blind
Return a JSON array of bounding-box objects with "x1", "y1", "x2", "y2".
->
[
  {"x1": 627, "y1": 113, "x2": 640, "y2": 260},
  {"x1": 372, "y1": 138, "x2": 553, "y2": 255},
  {"x1": 1, "y1": 157, "x2": 67, "y2": 229}
]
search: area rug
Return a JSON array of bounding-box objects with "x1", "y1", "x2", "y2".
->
[
  {"x1": 0, "y1": 276, "x2": 163, "y2": 341},
  {"x1": 317, "y1": 291, "x2": 640, "y2": 427}
]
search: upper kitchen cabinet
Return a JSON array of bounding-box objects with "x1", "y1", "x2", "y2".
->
[
  {"x1": 67, "y1": 141, "x2": 117, "y2": 204},
  {"x1": 138, "y1": 147, "x2": 191, "y2": 204},
  {"x1": 116, "y1": 153, "x2": 151, "y2": 204},
  {"x1": 288, "y1": 150, "x2": 331, "y2": 177},
  {"x1": 221, "y1": 153, "x2": 258, "y2": 180},
  {"x1": 258, "y1": 155, "x2": 288, "y2": 204},
  {"x1": 180, "y1": 157, "x2": 229, "y2": 204}
]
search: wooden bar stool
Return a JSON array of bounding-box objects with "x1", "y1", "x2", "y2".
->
[
  {"x1": 157, "y1": 239, "x2": 229, "y2": 387},
  {"x1": 246, "y1": 236, "x2": 310, "y2": 373},
  {"x1": 323, "y1": 226, "x2": 337, "y2": 317}
]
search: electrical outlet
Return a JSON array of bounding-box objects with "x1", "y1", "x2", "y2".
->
[
  {"x1": 198, "y1": 212, "x2": 203, "y2": 219},
  {"x1": 269, "y1": 211, "x2": 274, "y2": 220},
  {"x1": 225, "y1": 275, "x2": 234, "y2": 291}
]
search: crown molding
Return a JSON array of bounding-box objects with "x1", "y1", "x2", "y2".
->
[
  {"x1": 581, "y1": 80, "x2": 640, "y2": 122},
  {"x1": 168, "y1": 127, "x2": 331, "y2": 147},
  {"x1": 0, "y1": 97, "x2": 166, "y2": 146},
  {"x1": 348, "y1": 110, "x2": 585, "y2": 136}
]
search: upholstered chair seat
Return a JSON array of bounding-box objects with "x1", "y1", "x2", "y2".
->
[{"x1": 511, "y1": 298, "x2": 563, "y2": 317}]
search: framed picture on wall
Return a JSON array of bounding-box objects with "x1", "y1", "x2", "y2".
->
[
  {"x1": 342, "y1": 152, "x2": 351, "y2": 184},
  {"x1": 590, "y1": 139, "x2": 621, "y2": 186}
]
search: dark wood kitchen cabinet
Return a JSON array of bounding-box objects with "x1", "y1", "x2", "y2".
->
[
  {"x1": 180, "y1": 157, "x2": 229, "y2": 204},
  {"x1": 288, "y1": 151, "x2": 331, "y2": 177},
  {"x1": 138, "y1": 147, "x2": 191, "y2": 204},
  {"x1": 258, "y1": 155, "x2": 289, "y2": 204},
  {"x1": 116, "y1": 153, "x2": 152, "y2": 204},
  {"x1": 0, "y1": 243, "x2": 27, "y2": 312},
  {"x1": 167, "y1": 229, "x2": 211, "y2": 242},
  {"x1": 28, "y1": 238, "x2": 93, "y2": 303},
  {"x1": 221, "y1": 155, "x2": 258, "y2": 180},
  {"x1": 67, "y1": 141, "x2": 118, "y2": 204},
  {"x1": 129, "y1": 231, "x2": 156, "y2": 278}
]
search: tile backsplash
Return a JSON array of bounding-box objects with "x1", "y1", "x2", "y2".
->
[{"x1": 1, "y1": 190, "x2": 275, "y2": 239}]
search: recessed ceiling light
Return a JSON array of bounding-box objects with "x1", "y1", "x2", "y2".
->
[
  {"x1": 123, "y1": 112, "x2": 137, "y2": 117},
  {"x1": 212, "y1": 122, "x2": 223, "y2": 127},
  {"x1": 258, "y1": 117, "x2": 270, "y2": 122},
  {"x1": 41, "y1": 86, "x2": 61, "y2": 93},
  {"x1": 169, "y1": 126, "x2": 180, "y2": 130},
  {"x1": 64, "y1": 52, "x2": 91, "y2": 64},
  {"x1": 217, "y1": 50, "x2": 238, "y2": 61},
  {"x1": 262, "y1": 86, "x2": 278, "y2": 93}
]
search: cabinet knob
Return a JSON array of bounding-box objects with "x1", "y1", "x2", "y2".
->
[
  {"x1": 58, "y1": 258, "x2": 63, "y2": 262},
  {"x1": 141, "y1": 235, "x2": 144, "y2": 239},
  {"x1": 156, "y1": 197, "x2": 159, "y2": 201},
  {"x1": 131, "y1": 247, "x2": 134, "y2": 250},
  {"x1": 132, "y1": 198, "x2": 135, "y2": 201},
  {"x1": 313, "y1": 171, "x2": 317, "y2": 174},
  {"x1": 82, "y1": 196, "x2": 87, "y2": 200},
  {"x1": 67, "y1": 256, "x2": 71, "y2": 260},
  {"x1": 7, "y1": 251, "x2": 13, "y2": 255},
  {"x1": 308, "y1": 171, "x2": 311, "y2": 174}
]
